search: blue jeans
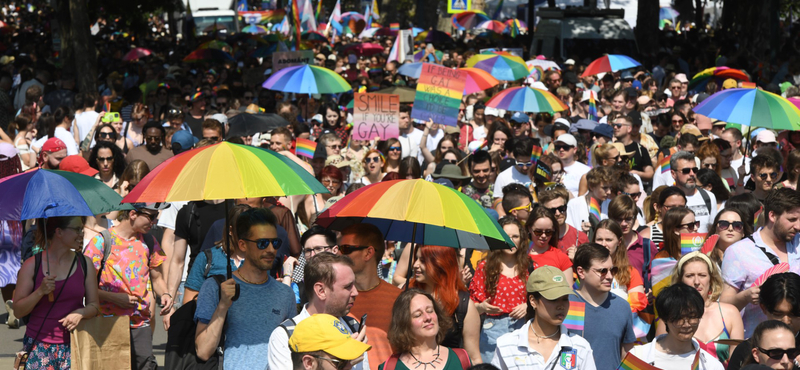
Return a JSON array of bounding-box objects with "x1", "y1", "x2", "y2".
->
[{"x1": 480, "y1": 314, "x2": 525, "y2": 363}]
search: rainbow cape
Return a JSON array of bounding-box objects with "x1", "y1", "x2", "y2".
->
[
  {"x1": 564, "y1": 301, "x2": 585, "y2": 331},
  {"x1": 617, "y1": 352, "x2": 661, "y2": 370},
  {"x1": 658, "y1": 155, "x2": 671, "y2": 174},
  {"x1": 680, "y1": 233, "x2": 706, "y2": 255},
  {"x1": 295, "y1": 138, "x2": 316, "y2": 158},
  {"x1": 588, "y1": 197, "x2": 601, "y2": 223}
]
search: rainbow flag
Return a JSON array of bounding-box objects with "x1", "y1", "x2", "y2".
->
[
  {"x1": 588, "y1": 92, "x2": 597, "y2": 121},
  {"x1": 617, "y1": 352, "x2": 661, "y2": 370},
  {"x1": 588, "y1": 197, "x2": 601, "y2": 223},
  {"x1": 691, "y1": 349, "x2": 701, "y2": 370},
  {"x1": 564, "y1": 301, "x2": 585, "y2": 331},
  {"x1": 627, "y1": 291, "x2": 648, "y2": 313},
  {"x1": 492, "y1": 0, "x2": 504, "y2": 19},
  {"x1": 650, "y1": 257, "x2": 677, "y2": 297},
  {"x1": 390, "y1": 23, "x2": 399, "y2": 31},
  {"x1": 658, "y1": 155, "x2": 671, "y2": 174},
  {"x1": 295, "y1": 138, "x2": 316, "y2": 158},
  {"x1": 531, "y1": 145, "x2": 542, "y2": 164},
  {"x1": 291, "y1": 0, "x2": 302, "y2": 49},
  {"x1": 315, "y1": 0, "x2": 323, "y2": 20},
  {"x1": 680, "y1": 233, "x2": 707, "y2": 255}
]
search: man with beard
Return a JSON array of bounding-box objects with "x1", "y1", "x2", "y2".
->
[
  {"x1": 462, "y1": 150, "x2": 495, "y2": 209},
  {"x1": 267, "y1": 253, "x2": 368, "y2": 370},
  {"x1": 38, "y1": 137, "x2": 67, "y2": 169},
  {"x1": 195, "y1": 208, "x2": 296, "y2": 369},
  {"x1": 670, "y1": 150, "x2": 717, "y2": 232},
  {"x1": 721, "y1": 188, "x2": 800, "y2": 336},
  {"x1": 126, "y1": 121, "x2": 172, "y2": 170}
]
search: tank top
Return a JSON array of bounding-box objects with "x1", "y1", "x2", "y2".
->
[
  {"x1": 650, "y1": 224, "x2": 664, "y2": 246},
  {"x1": 25, "y1": 253, "x2": 86, "y2": 344}
]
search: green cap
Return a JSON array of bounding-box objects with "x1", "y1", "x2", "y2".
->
[{"x1": 526, "y1": 266, "x2": 575, "y2": 300}]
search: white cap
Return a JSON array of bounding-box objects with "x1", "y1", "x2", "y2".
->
[
  {"x1": 210, "y1": 113, "x2": 228, "y2": 126},
  {"x1": 484, "y1": 107, "x2": 505, "y2": 117},
  {"x1": 311, "y1": 114, "x2": 324, "y2": 123},
  {"x1": 555, "y1": 133, "x2": 577, "y2": 147},
  {"x1": 564, "y1": 59, "x2": 575, "y2": 65},
  {"x1": 756, "y1": 130, "x2": 777, "y2": 143},
  {"x1": 554, "y1": 118, "x2": 571, "y2": 128}
]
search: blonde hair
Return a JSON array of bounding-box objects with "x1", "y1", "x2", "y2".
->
[{"x1": 670, "y1": 251, "x2": 724, "y2": 302}]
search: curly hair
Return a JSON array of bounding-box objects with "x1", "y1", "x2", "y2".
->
[
  {"x1": 482, "y1": 217, "x2": 531, "y2": 298},
  {"x1": 409, "y1": 245, "x2": 467, "y2": 316}
]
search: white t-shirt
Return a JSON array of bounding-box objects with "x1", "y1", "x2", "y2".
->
[
  {"x1": 156, "y1": 201, "x2": 191, "y2": 282},
  {"x1": 493, "y1": 166, "x2": 531, "y2": 199},
  {"x1": 631, "y1": 346, "x2": 696, "y2": 370},
  {"x1": 31, "y1": 127, "x2": 79, "y2": 156},
  {"x1": 74, "y1": 110, "x2": 100, "y2": 144},
  {"x1": 562, "y1": 161, "x2": 591, "y2": 198},
  {"x1": 565, "y1": 195, "x2": 610, "y2": 231},
  {"x1": 685, "y1": 188, "x2": 718, "y2": 233},
  {"x1": 399, "y1": 128, "x2": 423, "y2": 160}
]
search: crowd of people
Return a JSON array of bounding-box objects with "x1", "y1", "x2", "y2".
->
[{"x1": 0, "y1": 2, "x2": 800, "y2": 370}]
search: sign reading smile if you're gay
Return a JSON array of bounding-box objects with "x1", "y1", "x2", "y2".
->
[{"x1": 411, "y1": 63, "x2": 466, "y2": 127}]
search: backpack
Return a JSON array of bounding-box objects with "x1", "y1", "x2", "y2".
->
[
  {"x1": 381, "y1": 348, "x2": 471, "y2": 370},
  {"x1": 91, "y1": 230, "x2": 156, "y2": 282},
  {"x1": 696, "y1": 188, "x2": 712, "y2": 214},
  {"x1": 279, "y1": 315, "x2": 360, "y2": 338}
]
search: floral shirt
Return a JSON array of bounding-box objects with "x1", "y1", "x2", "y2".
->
[
  {"x1": 469, "y1": 260, "x2": 527, "y2": 315},
  {"x1": 461, "y1": 182, "x2": 494, "y2": 208},
  {"x1": 84, "y1": 228, "x2": 166, "y2": 328}
]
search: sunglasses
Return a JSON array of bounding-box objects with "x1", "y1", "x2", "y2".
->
[
  {"x1": 168, "y1": 108, "x2": 183, "y2": 115},
  {"x1": 509, "y1": 203, "x2": 532, "y2": 213},
  {"x1": 365, "y1": 157, "x2": 381, "y2": 163},
  {"x1": 623, "y1": 191, "x2": 641, "y2": 200},
  {"x1": 327, "y1": 144, "x2": 343, "y2": 150},
  {"x1": 554, "y1": 144, "x2": 573, "y2": 152},
  {"x1": 531, "y1": 229, "x2": 554, "y2": 237},
  {"x1": 443, "y1": 159, "x2": 457, "y2": 164},
  {"x1": 591, "y1": 266, "x2": 619, "y2": 276},
  {"x1": 243, "y1": 96, "x2": 254, "y2": 100},
  {"x1": 136, "y1": 211, "x2": 158, "y2": 224},
  {"x1": 679, "y1": 221, "x2": 701, "y2": 231},
  {"x1": 97, "y1": 156, "x2": 114, "y2": 163},
  {"x1": 677, "y1": 167, "x2": 699, "y2": 175},
  {"x1": 672, "y1": 119, "x2": 684, "y2": 124},
  {"x1": 611, "y1": 123, "x2": 629, "y2": 129},
  {"x1": 515, "y1": 160, "x2": 532, "y2": 167},
  {"x1": 717, "y1": 220, "x2": 744, "y2": 232},
  {"x1": 545, "y1": 205, "x2": 567, "y2": 214},
  {"x1": 241, "y1": 238, "x2": 282, "y2": 250},
  {"x1": 98, "y1": 132, "x2": 115, "y2": 139},
  {"x1": 757, "y1": 347, "x2": 800, "y2": 360},
  {"x1": 309, "y1": 355, "x2": 349, "y2": 370},
  {"x1": 388, "y1": 146, "x2": 401, "y2": 151},
  {"x1": 339, "y1": 244, "x2": 370, "y2": 254},
  {"x1": 759, "y1": 172, "x2": 779, "y2": 180},
  {"x1": 205, "y1": 136, "x2": 220, "y2": 142}
]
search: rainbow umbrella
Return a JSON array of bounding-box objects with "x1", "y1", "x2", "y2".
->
[
  {"x1": 581, "y1": 54, "x2": 641, "y2": 77},
  {"x1": 242, "y1": 24, "x2": 269, "y2": 34},
  {"x1": 477, "y1": 20, "x2": 506, "y2": 33},
  {"x1": 487, "y1": 86, "x2": 568, "y2": 113},
  {"x1": 693, "y1": 88, "x2": 800, "y2": 131},
  {"x1": 504, "y1": 19, "x2": 527, "y2": 35},
  {"x1": 466, "y1": 52, "x2": 529, "y2": 81},
  {"x1": 688, "y1": 66, "x2": 750, "y2": 90},
  {"x1": 452, "y1": 11, "x2": 490, "y2": 30},
  {"x1": 340, "y1": 12, "x2": 365, "y2": 24},
  {"x1": 301, "y1": 31, "x2": 328, "y2": 43},
  {"x1": 315, "y1": 179, "x2": 513, "y2": 250},
  {"x1": 183, "y1": 48, "x2": 235, "y2": 63},
  {"x1": 526, "y1": 59, "x2": 560, "y2": 72},
  {"x1": 413, "y1": 49, "x2": 444, "y2": 62},
  {"x1": 414, "y1": 29, "x2": 453, "y2": 45},
  {"x1": 460, "y1": 68, "x2": 500, "y2": 94},
  {"x1": 262, "y1": 65, "x2": 351, "y2": 94},
  {"x1": 122, "y1": 47, "x2": 152, "y2": 61},
  {"x1": 122, "y1": 142, "x2": 327, "y2": 203}
]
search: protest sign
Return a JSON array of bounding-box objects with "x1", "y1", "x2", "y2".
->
[
  {"x1": 352, "y1": 93, "x2": 400, "y2": 140},
  {"x1": 410, "y1": 64, "x2": 465, "y2": 127},
  {"x1": 272, "y1": 50, "x2": 314, "y2": 72}
]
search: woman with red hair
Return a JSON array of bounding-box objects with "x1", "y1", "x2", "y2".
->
[
  {"x1": 410, "y1": 245, "x2": 482, "y2": 364},
  {"x1": 303, "y1": 165, "x2": 344, "y2": 224}
]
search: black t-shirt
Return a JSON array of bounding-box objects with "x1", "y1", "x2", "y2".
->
[
  {"x1": 625, "y1": 142, "x2": 653, "y2": 172},
  {"x1": 184, "y1": 114, "x2": 204, "y2": 139},
  {"x1": 175, "y1": 201, "x2": 230, "y2": 270}
]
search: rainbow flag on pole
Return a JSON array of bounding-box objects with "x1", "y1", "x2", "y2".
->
[
  {"x1": 588, "y1": 92, "x2": 597, "y2": 121},
  {"x1": 658, "y1": 155, "x2": 671, "y2": 174},
  {"x1": 531, "y1": 145, "x2": 542, "y2": 165},
  {"x1": 564, "y1": 301, "x2": 585, "y2": 331},
  {"x1": 291, "y1": 0, "x2": 302, "y2": 49},
  {"x1": 617, "y1": 352, "x2": 661, "y2": 370},
  {"x1": 588, "y1": 197, "x2": 601, "y2": 223},
  {"x1": 295, "y1": 138, "x2": 317, "y2": 158},
  {"x1": 680, "y1": 233, "x2": 707, "y2": 255}
]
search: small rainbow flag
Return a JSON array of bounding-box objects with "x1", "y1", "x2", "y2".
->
[
  {"x1": 390, "y1": 23, "x2": 399, "y2": 31},
  {"x1": 564, "y1": 301, "x2": 585, "y2": 331},
  {"x1": 617, "y1": 352, "x2": 661, "y2": 370},
  {"x1": 295, "y1": 138, "x2": 316, "y2": 158},
  {"x1": 680, "y1": 233, "x2": 707, "y2": 255},
  {"x1": 588, "y1": 92, "x2": 597, "y2": 121},
  {"x1": 691, "y1": 349, "x2": 701, "y2": 370},
  {"x1": 658, "y1": 155, "x2": 671, "y2": 174},
  {"x1": 588, "y1": 197, "x2": 601, "y2": 223},
  {"x1": 531, "y1": 145, "x2": 542, "y2": 164}
]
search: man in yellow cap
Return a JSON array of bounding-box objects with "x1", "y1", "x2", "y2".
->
[{"x1": 289, "y1": 314, "x2": 372, "y2": 370}]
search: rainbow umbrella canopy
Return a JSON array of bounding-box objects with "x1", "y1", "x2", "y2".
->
[
  {"x1": 466, "y1": 52, "x2": 529, "y2": 81},
  {"x1": 477, "y1": 20, "x2": 506, "y2": 33},
  {"x1": 487, "y1": 86, "x2": 568, "y2": 113},
  {"x1": 122, "y1": 142, "x2": 327, "y2": 203},
  {"x1": 315, "y1": 179, "x2": 513, "y2": 250},
  {"x1": 688, "y1": 66, "x2": 750, "y2": 91},
  {"x1": 452, "y1": 11, "x2": 490, "y2": 30},
  {"x1": 692, "y1": 88, "x2": 800, "y2": 131},
  {"x1": 242, "y1": 24, "x2": 269, "y2": 34},
  {"x1": 581, "y1": 54, "x2": 641, "y2": 77},
  {"x1": 183, "y1": 48, "x2": 235, "y2": 63},
  {"x1": 262, "y1": 65, "x2": 351, "y2": 94}
]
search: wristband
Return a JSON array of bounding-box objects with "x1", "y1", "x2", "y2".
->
[{"x1": 161, "y1": 293, "x2": 172, "y2": 299}]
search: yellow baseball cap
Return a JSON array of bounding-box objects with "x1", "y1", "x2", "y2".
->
[{"x1": 288, "y1": 314, "x2": 372, "y2": 361}]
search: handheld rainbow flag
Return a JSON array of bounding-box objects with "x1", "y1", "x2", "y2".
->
[
  {"x1": 531, "y1": 145, "x2": 542, "y2": 164},
  {"x1": 291, "y1": 0, "x2": 302, "y2": 49},
  {"x1": 691, "y1": 348, "x2": 701, "y2": 370},
  {"x1": 588, "y1": 197, "x2": 601, "y2": 223},
  {"x1": 680, "y1": 233, "x2": 707, "y2": 255},
  {"x1": 390, "y1": 23, "x2": 399, "y2": 31},
  {"x1": 295, "y1": 138, "x2": 317, "y2": 158},
  {"x1": 564, "y1": 301, "x2": 585, "y2": 331},
  {"x1": 315, "y1": 0, "x2": 323, "y2": 20},
  {"x1": 658, "y1": 155, "x2": 671, "y2": 174},
  {"x1": 491, "y1": 0, "x2": 504, "y2": 19},
  {"x1": 752, "y1": 262, "x2": 790, "y2": 287},
  {"x1": 617, "y1": 352, "x2": 661, "y2": 370},
  {"x1": 588, "y1": 92, "x2": 597, "y2": 121}
]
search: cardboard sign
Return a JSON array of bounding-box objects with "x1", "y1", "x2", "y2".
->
[
  {"x1": 352, "y1": 93, "x2": 400, "y2": 140},
  {"x1": 272, "y1": 51, "x2": 314, "y2": 73},
  {"x1": 411, "y1": 64, "x2": 466, "y2": 127}
]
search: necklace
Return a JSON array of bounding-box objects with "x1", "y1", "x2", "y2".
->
[
  {"x1": 235, "y1": 270, "x2": 269, "y2": 285},
  {"x1": 409, "y1": 345, "x2": 442, "y2": 370},
  {"x1": 530, "y1": 324, "x2": 560, "y2": 343}
]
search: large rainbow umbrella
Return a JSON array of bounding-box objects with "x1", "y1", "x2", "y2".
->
[
  {"x1": 0, "y1": 169, "x2": 132, "y2": 220},
  {"x1": 183, "y1": 48, "x2": 235, "y2": 63},
  {"x1": 466, "y1": 52, "x2": 529, "y2": 81},
  {"x1": 692, "y1": 88, "x2": 800, "y2": 131},
  {"x1": 122, "y1": 142, "x2": 327, "y2": 203},
  {"x1": 242, "y1": 24, "x2": 269, "y2": 34},
  {"x1": 476, "y1": 20, "x2": 506, "y2": 33},
  {"x1": 452, "y1": 11, "x2": 490, "y2": 30},
  {"x1": 581, "y1": 54, "x2": 641, "y2": 77},
  {"x1": 487, "y1": 86, "x2": 568, "y2": 113},
  {"x1": 315, "y1": 179, "x2": 513, "y2": 250},
  {"x1": 262, "y1": 65, "x2": 351, "y2": 94},
  {"x1": 413, "y1": 49, "x2": 444, "y2": 62},
  {"x1": 688, "y1": 66, "x2": 750, "y2": 91}
]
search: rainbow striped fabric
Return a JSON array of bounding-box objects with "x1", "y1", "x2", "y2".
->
[
  {"x1": 691, "y1": 349, "x2": 701, "y2": 370},
  {"x1": 680, "y1": 233, "x2": 706, "y2": 255},
  {"x1": 531, "y1": 145, "x2": 542, "y2": 164},
  {"x1": 588, "y1": 197, "x2": 601, "y2": 223},
  {"x1": 390, "y1": 23, "x2": 399, "y2": 31},
  {"x1": 617, "y1": 352, "x2": 660, "y2": 370},
  {"x1": 658, "y1": 155, "x2": 670, "y2": 174},
  {"x1": 564, "y1": 301, "x2": 585, "y2": 331},
  {"x1": 588, "y1": 93, "x2": 597, "y2": 121},
  {"x1": 295, "y1": 138, "x2": 316, "y2": 158}
]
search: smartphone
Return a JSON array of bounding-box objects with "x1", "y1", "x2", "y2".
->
[{"x1": 360, "y1": 313, "x2": 368, "y2": 331}]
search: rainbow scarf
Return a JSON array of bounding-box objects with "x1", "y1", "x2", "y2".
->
[
  {"x1": 588, "y1": 93, "x2": 597, "y2": 121},
  {"x1": 564, "y1": 301, "x2": 585, "y2": 331},
  {"x1": 680, "y1": 233, "x2": 707, "y2": 255},
  {"x1": 588, "y1": 197, "x2": 601, "y2": 223},
  {"x1": 295, "y1": 138, "x2": 316, "y2": 158},
  {"x1": 658, "y1": 155, "x2": 671, "y2": 174},
  {"x1": 617, "y1": 352, "x2": 660, "y2": 370}
]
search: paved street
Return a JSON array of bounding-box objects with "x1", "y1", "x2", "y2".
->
[{"x1": 0, "y1": 309, "x2": 168, "y2": 368}]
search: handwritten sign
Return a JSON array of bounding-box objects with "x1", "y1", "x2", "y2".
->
[
  {"x1": 352, "y1": 93, "x2": 400, "y2": 140},
  {"x1": 410, "y1": 64, "x2": 466, "y2": 127},
  {"x1": 272, "y1": 50, "x2": 314, "y2": 73}
]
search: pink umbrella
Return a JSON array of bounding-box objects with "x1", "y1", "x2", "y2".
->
[{"x1": 123, "y1": 47, "x2": 153, "y2": 61}]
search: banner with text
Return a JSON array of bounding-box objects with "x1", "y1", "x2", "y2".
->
[
  {"x1": 410, "y1": 64, "x2": 465, "y2": 127},
  {"x1": 272, "y1": 50, "x2": 314, "y2": 73},
  {"x1": 352, "y1": 93, "x2": 400, "y2": 140}
]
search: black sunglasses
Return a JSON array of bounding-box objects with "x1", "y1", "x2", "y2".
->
[
  {"x1": 717, "y1": 220, "x2": 744, "y2": 232},
  {"x1": 241, "y1": 238, "x2": 282, "y2": 250},
  {"x1": 679, "y1": 221, "x2": 701, "y2": 231},
  {"x1": 757, "y1": 347, "x2": 800, "y2": 360},
  {"x1": 554, "y1": 144, "x2": 573, "y2": 152},
  {"x1": 591, "y1": 266, "x2": 619, "y2": 276},
  {"x1": 759, "y1": 172, "x2": 779, "y2": 180},
  {"x1": 309, "y1": 355, "x2": 349, "y2": 370},
  {"x1": 677, "y1": 167, "x2": 699, "y2": 175},
  {"x1": 99, "y1": 132, "x2": 115, "y2": 139},
  {"x1": 623, "y1": 191, "x2": 641, "y2": 200},
  {"x1": 531, "y1": 229, "x2": 554, "y2": 237},
  {"x1": 339, "y1": 244, "x2": 370, "y2": 254},
  {"x1": 545, "y1": 205, "x2": 567, "y2": 214}
]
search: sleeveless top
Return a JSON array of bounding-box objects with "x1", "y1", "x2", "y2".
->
[
  {"x1": 25, "y1": 253, "x2": 86, "y2": 344},
  {"x1": 650, "y1": 224, "x2": 664, "y2": 246},
  {"x1": 697, "y1": 302, "x2": 732, "y2": 365}
]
